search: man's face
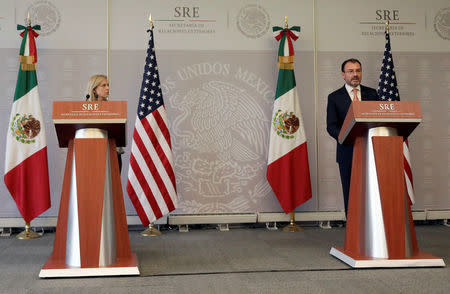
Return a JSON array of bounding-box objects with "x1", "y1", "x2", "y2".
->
[{"x1": 341, "y1": 62, "x2": 362, "y2": 87}]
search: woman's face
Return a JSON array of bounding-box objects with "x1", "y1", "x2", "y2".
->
[{"x1": 94, "y1": 78, "x2": 109, "y2": 101}]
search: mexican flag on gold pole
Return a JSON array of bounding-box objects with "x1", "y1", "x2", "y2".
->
[
  {"x1": 4, "y1": 23, "x2": 50, "y2": 224},
  {"x1": 267, "y1": 25, "x2": 312, "y2": 213}
]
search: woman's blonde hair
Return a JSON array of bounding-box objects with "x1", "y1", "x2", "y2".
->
[{"x1": 86, "y1": 74, "x2": 108, "y2": 101}]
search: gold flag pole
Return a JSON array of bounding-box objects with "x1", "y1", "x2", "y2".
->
[
  {"x1": 17, "y1": 222, "x2": 41, "y2": 239},
  {"x1": 282, "y1": 212, "x2": 303, "y2": 232},
  {"x1": 140, "y1": 222, "x2": 162, "y2": 237},
  {"x1": 149, "y1": 14, "x2": 154, "y2": 30},
  {"x1": 139, "y1": 13, "x2": 162, "y2": 238},
  {"x1": 17, "y1": 14, "x2": 42, "y2": 240},
  {"x1": 385, "y1": 20, "x2": 390, "y2": 33},
  {"x1": 279, "y1": 16, "x2": 302, "y2": 233}
]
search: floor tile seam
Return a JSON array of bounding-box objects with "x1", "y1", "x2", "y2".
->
[{"x1": 143, "y1": 267, "x2": 352, "y2": 277}]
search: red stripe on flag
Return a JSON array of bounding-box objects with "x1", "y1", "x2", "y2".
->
[
  {"x1": 133, "y1": 124, "x2": 175, "y2": 212},
  {"x1": 126, "y1": 179, "x2": 151, "y2": 227},
  {"x1": 154, "y1": 108, "x2": 172, "y2": 147},
  {"x1": 146, "y1": 111, "x2": 176, "y2": 188},
  {"x1": 267, "y1": 143, "x2": 312, "y2": 214},
  {"x1": 403, "y1": 156, "x2": 413, "y2": 186},
  {"x1": 403, "y1": 139, "x2": 414, "y2": 205},
  {"x1": 142, "y1": 114, "x2": 177, "y2": 191},
  {"x1": 4, "y1": 148, "x2": 50, "y2": 223},
  {"x1": 129, "y1": 150, "x2": 163, "y2": 220},
  {"x1": 403, "y1": 156, "x2": 414, "y2": 206},
  {"x1": 403, "y1": 140, "x2": 412, "y2": 183}
]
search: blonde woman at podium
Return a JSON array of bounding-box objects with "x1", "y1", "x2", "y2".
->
[
  {"x1": 86, "y1": 74, "x2": 109, "y2": 101},
  {"x1": 85, "y1": 74, "x2": 124, "y2": 171}
]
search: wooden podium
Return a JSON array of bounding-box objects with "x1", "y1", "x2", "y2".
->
[
  {"x1": 40, "y1": 101, "x2": 139, "y2": 278},
  {"x1": 330, "y1": 101, "x2": 445, "y2": 268}
]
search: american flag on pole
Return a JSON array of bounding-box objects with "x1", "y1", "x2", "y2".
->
[
  {"x1": 126, "y1": 26, "x2": 177, "y2": 226},
  {"x1": 377, "y1": 28, "x2": 415, "y2": 204}
]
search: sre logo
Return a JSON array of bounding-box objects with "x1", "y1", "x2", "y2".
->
[{"x1": 174, "y1": 7, "x2": 200, "y2": 18}]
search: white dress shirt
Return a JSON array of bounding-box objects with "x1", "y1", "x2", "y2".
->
[{"x1": 345, "y1": 84, "x2": 361, "y2": 101}]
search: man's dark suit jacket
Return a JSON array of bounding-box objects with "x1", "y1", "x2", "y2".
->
[
  {"x1": 326, "y1": 85, "x2": 379, "y2": 164},
  {"x1": 326, "y1": 84, "x2": 379, "y2": 214}
]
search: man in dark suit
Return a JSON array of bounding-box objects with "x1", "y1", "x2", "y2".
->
[{"x1": 326, "y1": 58, "x2": 379, "y2": 216}]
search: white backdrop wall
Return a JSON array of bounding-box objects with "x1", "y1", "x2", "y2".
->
[{"x1": 0, "y1": 0, "x2": 449, "y2": 220}]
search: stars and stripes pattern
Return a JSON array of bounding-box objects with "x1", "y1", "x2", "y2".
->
[
  {"x1": 377, "y1": 29, "x2": 415, "y2": 204},
  {"x1": 377, "y1": 31, "x2": 399, "y2": 101},
  {"x1": 126, "y1": 28, "x2": 177, "y2": 226}
]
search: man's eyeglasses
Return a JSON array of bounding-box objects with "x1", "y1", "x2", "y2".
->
[{"x1": 345, "y1": 69, "x2": 362, "y2": 74}]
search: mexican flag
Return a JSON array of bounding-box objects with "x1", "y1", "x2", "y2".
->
[
  {"x1": 267, "y1": 26, "x2": 312, "y2": 213},
  {"x1": 4, "y1": 24, "x2": 50, "y2": 223}
]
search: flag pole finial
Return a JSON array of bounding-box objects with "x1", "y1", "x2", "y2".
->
[
  {"x1": 385, "y1": 20, "x2": 390, "y2": 33},
  {"x1": 27, "y1": 12, "x2": 31, "y2": 26},
  {"x1": 149, "y1": 14, "x2": 154, "y2": 30},
  {"x1": 284, "y1": 16, "x2": 288, "y2": 29}
]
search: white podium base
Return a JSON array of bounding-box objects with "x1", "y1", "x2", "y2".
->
[
  {"x1": 39, "y1": 253, "x2": 140, "y2": 278},
  {"x1": 330, "y1": 247, "x2": 445, "y2": 268},
  {"x1": 39, "y1": 266, "x2": 139, "y2": 278}
]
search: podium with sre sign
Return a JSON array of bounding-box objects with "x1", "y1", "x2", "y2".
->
[
  {"x1": 330, "y1": 101, "x2": 445, "y2": 268},
  {"x1": 39, "y1": 101, "x2": 139, "y2": 278}
]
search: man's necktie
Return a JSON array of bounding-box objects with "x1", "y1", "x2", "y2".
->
[{"x1": 353, "y1": 88, "x2": 359, "y2": 101}]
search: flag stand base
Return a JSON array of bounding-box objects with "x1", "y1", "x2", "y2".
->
[
  {"x1": 282, "y1": 212, "x2": 303, "y2": 232},
  {"x1": 140, "y1": 223, "x2": 162, "y2": 237},
  {"x1": 17, "y1": 222, "x2": 41, "y2": 239}
]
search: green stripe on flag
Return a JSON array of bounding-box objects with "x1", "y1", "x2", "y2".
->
[
  {"x1": 19, "y1": 29, "x2": 28, "y2": 56},
  {"x1": 14, "y1": 68, "x2": 37, "y2": 101},
  {"x1": 275, "y1": 69, "x2": 296, "y2": 99},
  {"x1": 278, "y1": 32, "x2": 285, "y2": 57}
]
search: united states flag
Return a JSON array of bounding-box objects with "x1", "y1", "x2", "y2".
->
[
  {"x1": 377, "y1": 29, "x2": 415, "y2": 204},
  {"x1": 126, "y1": 28, "x2": 177, "y2": 226}
]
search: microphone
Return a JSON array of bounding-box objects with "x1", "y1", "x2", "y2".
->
[{"x1": 85, "y1": 94, "x2": 90, "y2": 101}]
